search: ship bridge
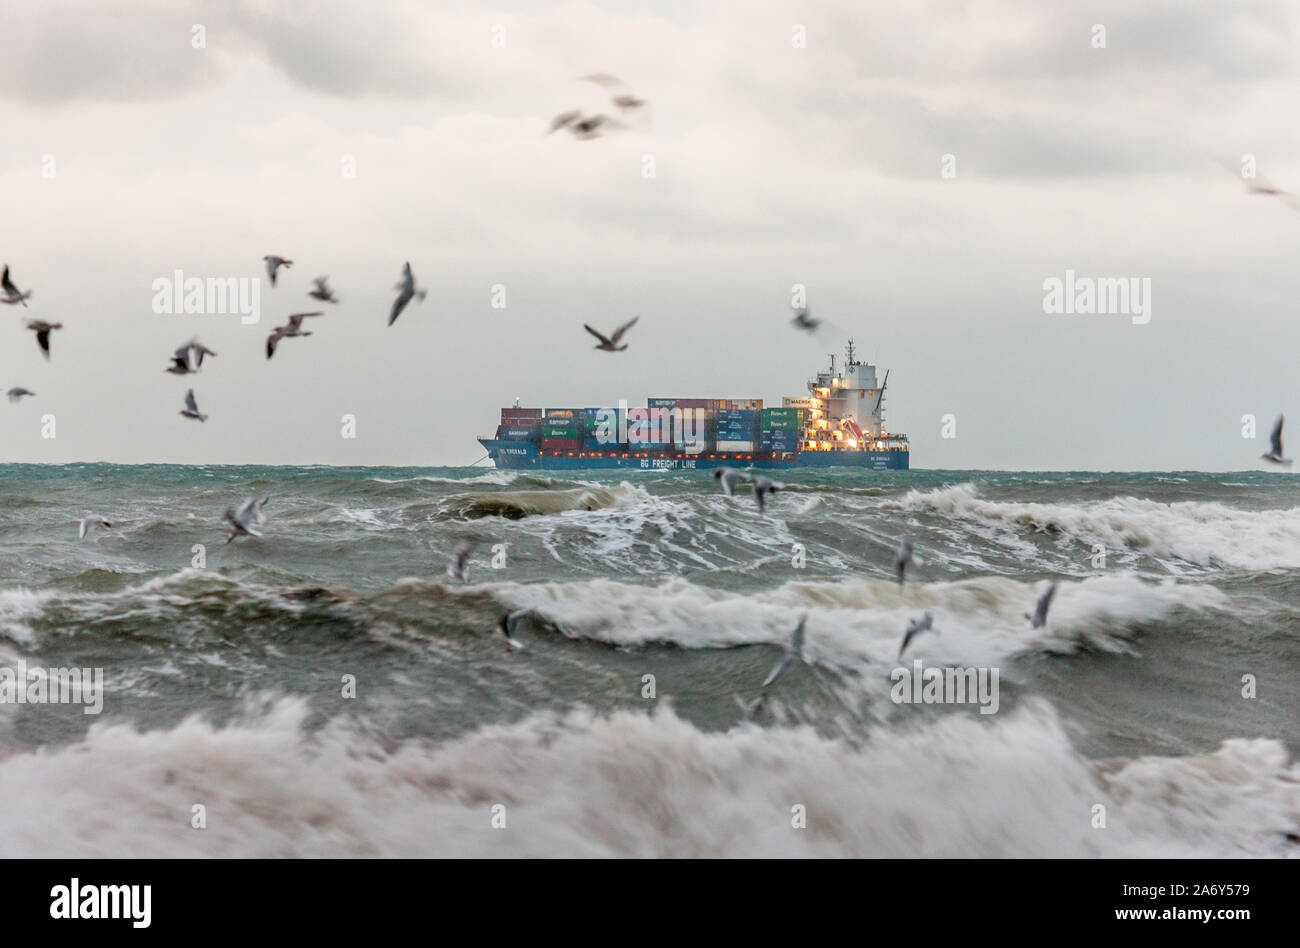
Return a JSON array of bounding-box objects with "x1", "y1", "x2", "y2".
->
[{"x1": 798, "y1": 339, "x2": 906, "y2": 451}]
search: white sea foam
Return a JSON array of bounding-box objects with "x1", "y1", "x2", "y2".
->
[
  {"x1": 0, "y1": 588, "x2": 52, "y2": 644},
  {"x1": 888, "y1": 483, "x2": 1300, "y2": 570},
  {"x1": 490, "y1": 572, "x2": 1226, "y2": 671},
  {"x1": 0, "y1": 699, "x2": 1291, "y2": 857}
]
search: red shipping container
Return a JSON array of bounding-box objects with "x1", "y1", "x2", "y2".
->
[{"x1": 540, "y1": 437, "x2": 581, "y2": 450}]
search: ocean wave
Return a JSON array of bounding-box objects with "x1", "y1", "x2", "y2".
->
[
  {"x1": 489, "y1": 572, "x2": 1226, "y2": 669},
  {"x1": 888, "y1": 483, "x2": 1300, "y2": 570},
  {"x1": 0, "y1": 588, "x2": 52, "y2": 644},
  {"x1": 0, "y1": 699, "x2": 1291, "y2": 857}
]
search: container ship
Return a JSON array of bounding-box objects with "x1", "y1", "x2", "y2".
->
[{"x1": 478, "y1": 340, "x2": 909, "y2": 471}]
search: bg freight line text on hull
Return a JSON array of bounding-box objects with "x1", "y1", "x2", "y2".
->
[{"x1": 478, "y1": 340, "x2": 910, "y2": 471}]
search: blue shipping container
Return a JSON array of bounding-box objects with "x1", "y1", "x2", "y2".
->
[{"x1": 501, "y1": 426, "x2": 539, "y2": 440}]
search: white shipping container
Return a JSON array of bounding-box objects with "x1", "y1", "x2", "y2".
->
[{"x1": 716, "y1": 441, "x2": 756, "y2": 452}]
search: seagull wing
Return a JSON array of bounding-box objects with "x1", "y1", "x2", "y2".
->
[
  {"x1": 184, "y1": 389, "x2": 199, "y2": 413},
  {"x1": 390, "y1": 287, "x2": 414, "y2": 326},
  {"x1": 2, "y1": 266, "x2": 15, "y2": 295},
  {"x1": 35, "y1": 328, "x2": 51, "y2": 358},
  {"x1": 549, "y1": 109, "x2": 581, "y2": 133},
  {"x1": 899, "y1": 626, "x2": 918, "y2": 657},
  {"x1": 584, "y1": 324, "x2": 613, "y2": 346},
  {"x1": 761, "y1": 655, "x2": 792, "y2": 689},
  {"x1": 609, "y1": 315, "x2": 639, "y2": 344},
  {"x1": 789, "y1": 615, "x2": 806, "y2": 659},
  {"x1": 1270, "y1": 415, "x2": 1284, "y2": 456},
  {"x1": 1036, "y1": 582, "x2": 1058, "y2": 623}
]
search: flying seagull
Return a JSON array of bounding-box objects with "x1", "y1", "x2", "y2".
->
[
  {"x1": 6, "y1": 387, "x2": 35, "y2": 403},
  {"x1": 761, "y1": 614, "x2": 807, "y2": 688},
  {"x1": 1217, "y1": 160, "x2": 1300, "y2": 211},
  {"x1": 78, "y1": 515, "x2": 111, "y2": 540},
  {"x1": 898, "y1": 612, "x2": 936, "y2": 658},
  {"x1": 168, "y1": 339, "x2": 216, "y2": 374},
  {"x1": 894, "y1": 537, "x2": 920, "y2": 585},
  {"x1": 263, "y1": 256, "x2": 292, "y2": 286},
  {"x1": 1, "y1": 265, "x2": 31, "y2": 306},
  {"x1": 584, "y1": 316, "x2": 638, "y2": 352},
  {"x1": 389, "y1": 262, "x2": 427, "y2": 326},
  {"x1": 495, "y1": 609, "x2": 529, "y2": 650},
  {"x1": 1262, "y1": 415, "x2": 1292, "y2": 466},
  {"x1": 307, "y1": 276, "x2": 338, "y2": 303},
  {"x1": 25, "y1": 320, "x2": 62, "y2": 359},
  {"x1": 266, "y1": 312, "x2": 323, "y2": 359},
  {"x1": 179, "y1": 388, "x2": 207, "y2": 422},
  {"x1": 751, "y1": 475, "x2": 782, "y2": 514},
  {"x1": 791, "y1": 307, "x2": 821, "y2": 332},
  {"x1": 1244, "y1": 178, "x2": 1300, "y2": 211},
  {"x1": 580, "y1": 73, "x2": 626, "y2": 88},
  {"x1": 713, "y1": 466, "x2": 747, "y2": 497},
  {"x1": 447, "y1": 542, "x2": 472, "y2": 582},
  {"x1": 225, "y1": 496, "x2": 269, "y2": 543},
  {"x1": 1026, "y1": 581, "x2": 1058, "y2": 629}
]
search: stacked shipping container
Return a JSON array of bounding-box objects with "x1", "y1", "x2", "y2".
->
[
  {"x1": 501, "y1": 401, "x2": 815, "y2": 455},
  {"x1": 716, "y1": 408, "x2": 758, "y2": 452},
  {"x1": 540, "y1": 408, "x2": 581, "y2": 450},
  {"x1": 760, "y1": 407, "x2": 801, "y2": 452}
]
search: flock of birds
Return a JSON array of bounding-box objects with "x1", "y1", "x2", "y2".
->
[
  {"x1": 548, "y1": 73, "x2": 649, "y2": 140},
  {"x1": 9, "y1": 84, "x2": 1295, "y2": 684},
  {"x1": 33, "y1": 251, "x2": 432, "y2": 548}
]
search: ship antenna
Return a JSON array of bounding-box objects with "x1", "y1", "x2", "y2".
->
[{"x1": 846, "y1": 338, "x2": 857, "y2": 367}]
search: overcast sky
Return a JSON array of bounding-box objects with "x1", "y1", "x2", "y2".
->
[{"x1": 1, "y1": 0, "x2": 1297, "y2": 470}]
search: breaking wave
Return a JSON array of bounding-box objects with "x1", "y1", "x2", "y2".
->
[
  {"x1": 0, "y1": 699, "x2": 1292, "y2": 858},
  {"x1": 888, "y1": 483, "x2": 1300, "y2": 570}
]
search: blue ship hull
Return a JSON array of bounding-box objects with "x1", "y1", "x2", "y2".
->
[{"x1": 477, "y1": 439, "x2": 909, "y2": 471}]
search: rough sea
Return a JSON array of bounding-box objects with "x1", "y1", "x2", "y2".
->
[{"x1": 0, "y1": 464, "x2": 1296, "y2": 857}]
